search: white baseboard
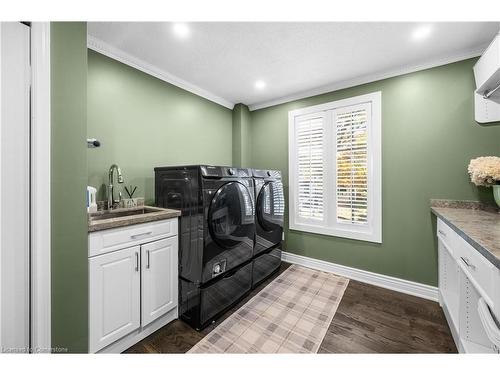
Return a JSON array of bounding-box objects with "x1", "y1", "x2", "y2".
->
[{"x1": 282, "y1": 251, "x2": 438, "y2": 302}]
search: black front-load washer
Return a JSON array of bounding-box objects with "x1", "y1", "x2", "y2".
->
[
  {"x1": 251, "y1": 169, "x2": 284, "y2": 288},
  {"x1": 154, "y1": 165, "x2": 255, "y2": 329}
]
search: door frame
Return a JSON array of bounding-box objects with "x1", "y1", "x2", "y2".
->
[
  {"x1": 30, "y1": 22, "x2": 51, "y2": 353},
  {"x1": 0, "y1": 22, "x2": 32, "y2": 353}
]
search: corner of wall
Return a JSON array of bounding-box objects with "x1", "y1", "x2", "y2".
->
[{"x1": 232, "y1": 103, "x2": 251, "y2": 168}]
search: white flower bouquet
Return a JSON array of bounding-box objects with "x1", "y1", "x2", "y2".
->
[{"x1": 468, "y1": 156, "x2": 500, "y2": 186}]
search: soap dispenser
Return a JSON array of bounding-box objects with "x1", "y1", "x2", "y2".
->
[{"x1": 87, "y1": 186, "x2": 97, "y2": 213}]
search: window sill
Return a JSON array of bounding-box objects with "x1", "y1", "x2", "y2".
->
[{"x1": 289, "y1": 222, "x2": 382, "y2": 244}]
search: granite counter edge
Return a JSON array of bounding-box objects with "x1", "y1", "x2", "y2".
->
[
  {"x1": 88, "y1": 210, "x2": 181, "y2": 233},
  {"x1": 431, "y1": 206, "x2": 500, "y2": 271}
]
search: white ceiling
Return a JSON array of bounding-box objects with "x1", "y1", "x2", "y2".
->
[{"x1": 87, "y1": 22, "x2": 500, "y2": 110}]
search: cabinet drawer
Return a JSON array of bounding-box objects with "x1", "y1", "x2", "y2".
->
[
  {"x1": 252, "y1": 247, "x2": 282, "y2": 287},
  {"x1": 179, "y1": 262, "x2": 253, "y2": 329},
  {"x1": 89, "y1": 218, "x2": 178, "y2": 257},
  {"x1": 437, "y1": 219, "x2": 457, "y2": 254},
  {"x1": 455, "y1": 237, "x2": 495, "y2": 309},
  {"x1": 199, "y1": 262, "x2": 252, "y2": 326}
]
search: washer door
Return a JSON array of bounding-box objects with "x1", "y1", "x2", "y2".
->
[
  {"x1": 208, "y1": 181, "x2": 254, "y2": 249},
  {"x1": 256, "y1": 181, "x2": 285, "y2": 232}
]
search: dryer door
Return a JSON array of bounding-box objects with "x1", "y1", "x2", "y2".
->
[
  {"x1": 256, "y1": 180, "x2": 285, "y2": 232},
  {"x1": 208, "y1": 181, "x2": 254, "y2": 249}
]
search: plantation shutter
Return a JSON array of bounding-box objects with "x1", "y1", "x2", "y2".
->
[
  {"x1": 289, "y1": 92, "x2": 381, "y2": 243},
  {"x1": 335, "y1": 104, "x2": 370, "y2": 224},
  {"x1": 295, "y1": 114, "x2": 325, "y2": 222}
]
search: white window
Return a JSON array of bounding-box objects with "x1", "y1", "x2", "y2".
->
[{"x1": 288, "y1": 92, "x2": 382, "y2": 243}]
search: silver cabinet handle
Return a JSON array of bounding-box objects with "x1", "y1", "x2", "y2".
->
[
  {"x1": 135, "y1": 252, "x2": 139, "y2": 272},
  {"x1": 146, "y1": 250, "x2": 151, "y2": 269},
  {"x1": 131, "y1": 231, "x2": 152, "y2": 239},
  {"x1": 438, "y1": 229, "x2": 446, "y2": 237},
  {"x1": 461, "y1": 256, "x2": 476, "y2": 270}
]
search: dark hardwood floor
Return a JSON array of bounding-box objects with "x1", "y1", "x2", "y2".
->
[
  {"x1": 319, "y1": 279, "x2": 456, "y2": 353},
  {"x1": 125, "y1": 263, "x2": 457, "y2": 354}
]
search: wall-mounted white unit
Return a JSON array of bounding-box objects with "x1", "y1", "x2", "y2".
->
[{"x1": 473, "y1": 32, "x2": 500, "y2": 123}]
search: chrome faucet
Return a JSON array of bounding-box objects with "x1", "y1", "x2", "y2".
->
[{"x1": 108, "y1": 164, "x2": 124, "y2": 209}]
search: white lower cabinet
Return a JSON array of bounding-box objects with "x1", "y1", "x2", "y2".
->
[
  {"x1": 438, "y1": 238, "x2": 460, "y2": 331},
  {"x1": 459, "y1": 272, "x2": 499, "y2": 353},
  {"x1": 141, "y1": 237, "x2": 178, "y2": 326},
  {"x1": 437, "y1": 218, "x2": 500, "y2": 353},
  {"x1": 89, "y1": 218, "x2": 178, "y2": 353},
  {"x1": 89, "y1": 246, "x2": 141, "y2": 353}
]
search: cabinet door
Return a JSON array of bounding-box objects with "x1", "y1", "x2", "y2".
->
[
  {"x1": 438, "y1": 238, "x2": 460, "y2": 331},
  {"x1": 89, "y1": 246, "x2": 141, "y2": 353},
  {"x1": 141, "y1": 237, "x2": 178, "y2": 326},
  {"x1": 459, "y1": 272, "x2": 498, "y2": 353}
]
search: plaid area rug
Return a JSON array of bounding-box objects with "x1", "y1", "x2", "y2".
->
[{"x1": 188, "y1": 264, "x2": 349, "y2": 353}]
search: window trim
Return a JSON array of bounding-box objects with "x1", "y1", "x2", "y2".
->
[{"x1": 288, "y1": 92, "x2": 382, "y2": 243}]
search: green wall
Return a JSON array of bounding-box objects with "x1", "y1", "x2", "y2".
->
[
  {"x1": 249, "y1": 58, "x2": 500, "y2": 286},
  {"x1": 87, "y1": 50, "x2": 233, "y2": 203},
  {"x1": 51, "y1": 22, "x2": 88, "y2": 352},
  {"x1": 232, "y1": 103, "x2": 252, "y2": 167}
]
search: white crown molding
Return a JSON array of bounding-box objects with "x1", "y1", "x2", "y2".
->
[
  {"x1": 87, "y1": 35, "x2": 235, "y2": 110},
  {"x1": 249, "y1": 44, "x2": 488, "y2": 111},
  {"x1": 282, "y1": 251, "x2": 438, "y2": 302}
]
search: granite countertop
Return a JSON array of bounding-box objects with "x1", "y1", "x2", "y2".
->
[
  {"x1": 88, "y1": 205, "x2": 181, "y2": 232},
  {"x1": 431, "y1": 199, "x2": 500, "y2": 270}
]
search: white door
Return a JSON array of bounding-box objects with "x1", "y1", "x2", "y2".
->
[
  {"x1": 89, "y1": 246, "x2": 141, "y2": 353},
  {"x1": 141, "y1": 237, "x2": 178, "y2": 327},
  {"x1": 0, "y1": 22, "x2": 31, "y2": 353}
]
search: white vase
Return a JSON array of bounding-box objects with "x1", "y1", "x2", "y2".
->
[{"x1": 493, "y1": 185, "x2": 500, "y2": 208}]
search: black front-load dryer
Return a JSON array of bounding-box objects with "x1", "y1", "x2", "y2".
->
[
  {"x1": 155, "y1": 165, "x2": 255, "y2": 329},
  {"x1": 252, "y1": 169, "x2": 285, "y2": 257},
  {"x1": 251, "y1": 169, "x2": 284, "y2": 288}
]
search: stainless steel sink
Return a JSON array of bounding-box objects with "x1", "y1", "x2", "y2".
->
[{"x1": 89, "y1": 206, "x2": 163, "y2": 221}]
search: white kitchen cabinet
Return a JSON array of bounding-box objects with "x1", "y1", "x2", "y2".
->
[
  {"x1": 473, "y1": 32, "x2": 500, "y2": 123},
  {"x1": 88, "y1": 217, "x2": 179, "y2": 353},
  {"x1": 459, "y1": 272, "x2": 499, "y2": 353},
  {"x1": 89, "y1": 246, "x2": 141, "y2": 353},
  {"x1": 436, "y1": 218, "x2": 500, "y2": 353},
  {"x1": 438, "y1": 238, "x2": 460, "y2": 332},
  {"x1": 141, "y1": 237, "x2": 178, "y2": 326}
]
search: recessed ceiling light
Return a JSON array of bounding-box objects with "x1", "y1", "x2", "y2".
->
[
  {"x1": 411, "y1": 25, "x2": 432, "y2": 41},
  {"x1": 255, "y1": 80, "x2": 266, "y2": 89},
  {"x1": 172, "y1": 23, "x2": 190, "y2": 38}
]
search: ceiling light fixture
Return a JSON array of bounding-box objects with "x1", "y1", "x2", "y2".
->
[
  {"x1": 411, "y1": 25, "x2": 433, "y2": 41},
  {"x1": 255, "y1": 80, "x2": 266, "y2": 89},
  {"x1": 172, "y1": 23, "x2": 190, "y2": 38}
]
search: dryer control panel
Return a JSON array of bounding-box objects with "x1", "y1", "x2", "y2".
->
[{"x1": 200, "y1": 165, "x2": 252, "y2": 178}]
